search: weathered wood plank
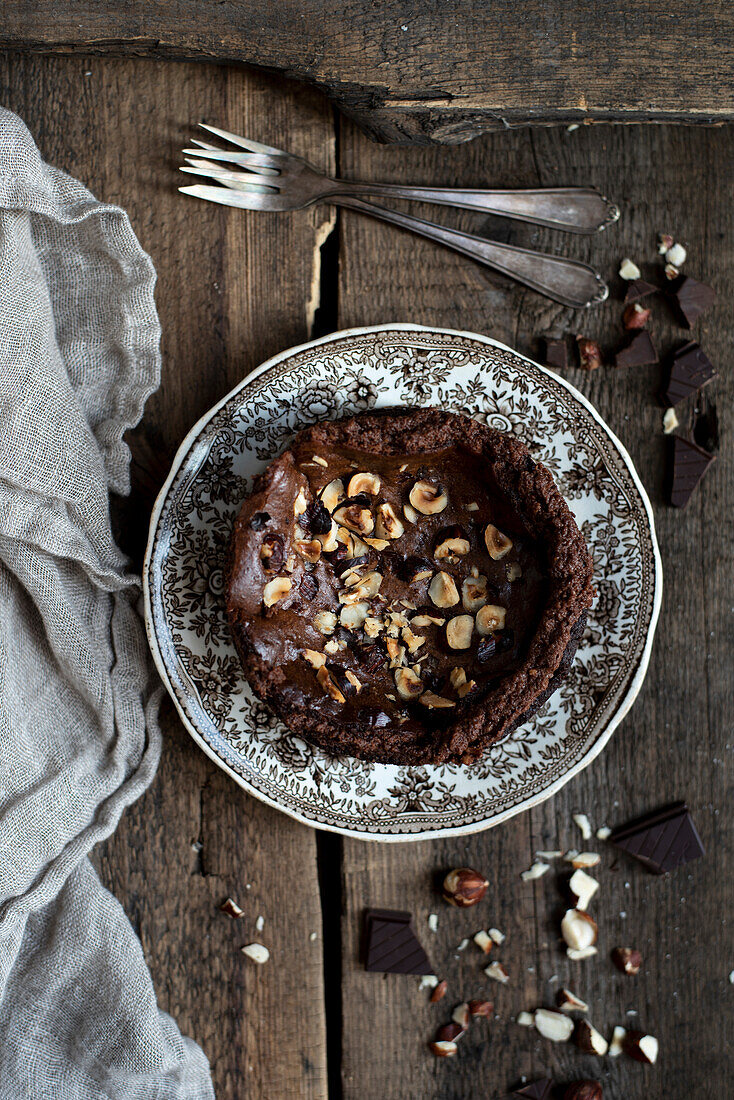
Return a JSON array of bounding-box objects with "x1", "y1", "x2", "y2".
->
[
  {"x1": 337, "y1": 118, "x2": 733, "y2": 1098},
  {"x1": 0, "y1": 50, "x2": 333, "y2": 1100},
  {"x1": 2, "y1": 1, "x2": 733, "y2": 143}
]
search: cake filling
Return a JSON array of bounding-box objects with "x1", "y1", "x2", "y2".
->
[{"x1": 227, "y1": 438, "x2": 548, "y2": 739}]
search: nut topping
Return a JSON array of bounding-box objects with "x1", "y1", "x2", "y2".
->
[
  {"x1": 316, "y1": 664, "x2": 346, "y2": 704},
  {"x1": 262, "y1": 576, "x2": 292, "y2": 607},
  {"x1": 484, "y1": 523, "x2": 513, "y2": 559},
  {"x1": 506, "y1": 561, "x2": 522, "y2": 581},
  {"x1": 467, "y1": 1000, "x2": 493, "y2": 1018},
  {"x1": 411, "y1": 614, "x2": 444, "y2": 627},
  {"x1": 419, "y1": 691, "x2": 456, "y2": 709},
  {"x1": 302, "y1": 649, "x2": 326, "y2": 669},
  {"x1": 394, "y1": 666, "x2": 423, "y2": 700},
  {"x1": 320, "y1": 478, "x2": 345, "y2": 513},
  {"x1": 461, "y1": 575, "x2": 488, "y2": 612},
  {"x1": 363, "y1": 616, "x2": 383, "y2": 638},
  {"x1": 294, "y1": 538, "x2": 321, "y2": 563},
  {"x1": 403, "y1": 502, "x2": 420, "y2": 524},
  {"x1": 339, "y1": 602, "x2": 370, "y2": 630},
  {"x1": 332, "y1": 504, "x2": 374, "y2": 536},
  {"x1": 314, "y1": 610, "x2": 337, "y2": 635},
  {"x1": 442, "y1": 867, "x2": 488, "y2": 907},
  {"x1": 317, "y1": 519, "x2": 340, "y2": 552},
  {"x1": 401, "y1": 626, "x2": 426, "y2": 654},
  {"x1": 449, "y1": 667, "x2": 467, "y2": 690},
  {"x1": 428, "y1": 571, "x2": 460, "y2": 608},
  {"x1": 339, "y1": 571, "x2": 382, "y2": 604},
  {"x1": 374, "y1": 501, "x2": 405, "y2": 540},
  {"x1": 475, "y1": 604, "x2": 506, "y2": 635},
  {"x1": 409, "y1": 479, "x2": 448, "y2": 515},
  {"x1": 294, "y1": 487, "x2": 308, "y2": 516},
  {"x1": 364, "y1": 537, "x2": 390, "y2": 550},
  {"x1": 446, "y1": 614, "x2": 474, "y2": 650},
  {"x1": 434, "y1": 536, "x2": 471, "y2": 562},
  {"x1": 347, "y1": 472, "x2": 381, "y2": 497}
]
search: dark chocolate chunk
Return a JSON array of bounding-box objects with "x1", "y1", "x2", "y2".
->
[
  {"x1": 543, "y1": 338, "x2": 568, "y2": 370},
  {"x1": 670, "y1": 436, "x2": 716, "y2": 508},
  {"x1": 664, "y1": 342, "x2": 717, "y2": 406},
  {"x1": 624, "y1": 278, "x2": 658, "y2": 303},
  {"x1": 298, "y1": 572, "x2": 319, "y2": 600},
  {"x1": 476, "y1": 636, "x2": 496, "y2": 662},
  {"x1": 300, "y1": 498, "x2": 332, "y2": 535},
  {"x1": 671, "y1": 276, "x2": 716, "y2": 328},
  {"x1": 513, "y1": 1080, "x2": 553, "y2": 1100},
  {"x1": 614, "y1": 330, "x2": 658, "y2": 368},
  {"x1": 357, "y1": 644, "x2": 387, "y2": 674},
  {"x1": 610, "y1": 801, "x2": 705, "y2": 874},
  {"x1": 364, "y1": 908, "x2": 432, "y2": 974}
]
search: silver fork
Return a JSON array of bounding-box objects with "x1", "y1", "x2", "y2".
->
[{"x1": 179, "y1": 126, "x2": 612, "y2": 308}]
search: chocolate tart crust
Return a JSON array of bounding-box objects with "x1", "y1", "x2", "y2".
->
[{"x1": 226, "y1": 408, "x2": 595, "y2": 766}]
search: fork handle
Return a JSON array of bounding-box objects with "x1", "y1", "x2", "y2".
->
[
  {"x1": 332, "y1": 195, "x2": 607, "y2": 309},
  {"x1": 330, "y1": 182, "x2": 619, "y2": 234}
]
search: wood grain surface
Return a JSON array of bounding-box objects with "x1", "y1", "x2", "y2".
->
[
  {"x1": 1, "y1": 48, "x2": 732, "y2": 1100},
  {"x1": 2, "y1": 1, "x2": 734, "y2": 143}
]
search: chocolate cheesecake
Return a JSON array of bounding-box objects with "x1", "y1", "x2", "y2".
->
[{"x1": 226, "y1": 408, "x2": 594, "y2": 765}]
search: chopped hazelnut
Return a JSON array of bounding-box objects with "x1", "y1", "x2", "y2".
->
[
  {"x1": 263, "y1": 576, "x2": 292, "y2": 607},
  {"x1": 409, "y1": 479, "x2": 448, "y2": 515},
  {"x1": 484, "y1": 524, "x2": 513, "y2": 559},
  {"x1": 446, "y1": 614, "x2": 474, "y2": 650},
  {"x1": 347, "y1": 471, "x2": 380, "y2": 497},
  {"x1": 320, "y1": 478, "x2": 345, "y2": 513},
  {"x1": 375, "y1": 501, "x2": 405, "y2": 540},
  {"x1": 475, "y1": 604, "x2": 506, "y2": 635},
  {"x1": 428, "y1": 571, "x2": 460, "y2": 608},
  {"x1": 461, "y1": 575, "x2": 488, "y2": 612}
]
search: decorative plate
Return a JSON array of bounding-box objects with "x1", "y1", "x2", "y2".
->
[{"x1": 144, "y1": 325, "x2": 662, "y2": 841}]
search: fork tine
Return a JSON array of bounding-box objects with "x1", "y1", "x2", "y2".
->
[
  {"x1": 198, "y1": 124, "x2": 285, "y2": 157},
  {"x1": 182, "y1": 147, "x2": 281, "y2": 177},
  {"x1": 179, "y1": 183, "x2": 271, "y2": 210},
  {"x1": 179, "y1": 165, "x2": 276, "y2": 194}
]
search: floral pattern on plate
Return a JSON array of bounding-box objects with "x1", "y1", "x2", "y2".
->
[{"x1": 144, "y1": 325, "x2": 661, "y2": 840}]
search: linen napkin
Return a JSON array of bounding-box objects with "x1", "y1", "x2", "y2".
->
[{"x1": 0, "y1": 106, "x2": 214, "y2": 1099}]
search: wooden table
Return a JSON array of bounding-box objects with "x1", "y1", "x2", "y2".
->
[{"x1": 2, "y1": 48, "x2": 731, "y2": 1100}]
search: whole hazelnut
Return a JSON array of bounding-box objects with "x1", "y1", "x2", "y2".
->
[
  {"x1": 442, "y1": 866, "x2": 489, "y2": 908},
  {"x1": 564, "y1": 1081, "x2": 602, "y2": 1100},
  {"x1": 576, "y1": 336, "x2": 603, "y2": 370}
]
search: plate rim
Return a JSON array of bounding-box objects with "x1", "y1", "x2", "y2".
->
[{"x1": 143, "y1": 322, "x2": 663, "y2": 842}]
